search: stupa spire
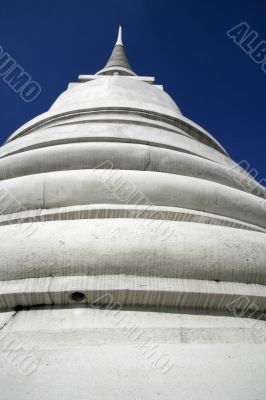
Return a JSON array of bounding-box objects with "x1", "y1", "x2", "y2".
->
[
  {"x1": 97, "y1": 25, "x2": 136, "y2": 76},
  {"x1": 116, "y1": 25, "x2": 123, "y2": 45}
]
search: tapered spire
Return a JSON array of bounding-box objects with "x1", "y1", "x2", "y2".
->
[
  {"x1": 97, "y1": 26, "x2": 136, "y2": 76},
  {"x1": 116, "y1": 25, "x2": 123, "y2": 46}
]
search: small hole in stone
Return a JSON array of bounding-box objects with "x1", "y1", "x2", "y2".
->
[{"x1": 70, "y1": 292, "x2": 86, "y2": 302}]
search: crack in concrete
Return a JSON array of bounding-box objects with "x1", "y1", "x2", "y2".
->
[
  {"x1": 144, "y1": 149, "x2": 151, "y2": 171},
  {"x1": 47, "y1": 276, "x2": 54, "y2": 305},
  {"x1": 0, "y1": 310, "x2": 17, "y2": 333},
  {"x1": 42, "y1": 179, "x2": 46, "y2": 209}
]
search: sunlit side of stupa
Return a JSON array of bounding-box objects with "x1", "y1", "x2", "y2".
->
[{"x1": 0, "y1": 27, "x2": 265, "y2": 399}]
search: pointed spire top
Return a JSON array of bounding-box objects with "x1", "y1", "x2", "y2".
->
[
  {"x1": 116, "y1": 25, "x2": 123, "y2": 46},
  {"x1": 97, "y1": 26, "x2": 136, "y2": 76}
]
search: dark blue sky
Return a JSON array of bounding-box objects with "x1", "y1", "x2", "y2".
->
[{"x1": 0, "y1": 0, "x2": 265, "y2": 179}]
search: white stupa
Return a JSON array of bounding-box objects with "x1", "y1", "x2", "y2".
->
[{"x1": 0, "y1": 27, "x2": 265, "y2": 399}]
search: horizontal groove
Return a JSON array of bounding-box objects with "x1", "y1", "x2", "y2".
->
[
  {"x1": 50, "y1": 115, "x2": 186, "y2": 136},
  {"x1": 0, "y1": 136, "x2": 214, "y2": 163},
  {"x1": 0, "y1": 205, "x2": 264, "y2": 233}
]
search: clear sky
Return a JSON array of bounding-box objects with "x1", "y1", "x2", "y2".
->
[{"x1": 0, "y1": 0, "x2": 265, "y2": 180}]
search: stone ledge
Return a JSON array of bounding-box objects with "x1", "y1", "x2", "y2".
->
[{"x1": 0, "y1": 275, "x2": 265, "y2": 312}]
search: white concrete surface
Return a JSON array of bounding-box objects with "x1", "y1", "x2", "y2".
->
[
  {"x1": 0, "y1": 307, "x2": 265, "y2": 400},
  {"x1": 0, "y1": 29, "x2": 265, "y2": 399}
]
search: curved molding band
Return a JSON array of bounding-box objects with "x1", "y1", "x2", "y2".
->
[
  {"x1": 0, "y1": 142, "x2": 259, "y2": 195},
  {"x1": 0, "y1": 123, "x2": 231, "y2": 166},
  {"x1": 0, "y1": 275, "x2": 265, "y2": 312},
  {"x1": 6, "y1": 107, "x2": 228, "y2": 155},
  {"x1": 0, "y1": 170, "x2": 265, "y2": 229},
  {"x1": 0, "y1": 219, "x2": 265, "y2": 284}
]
